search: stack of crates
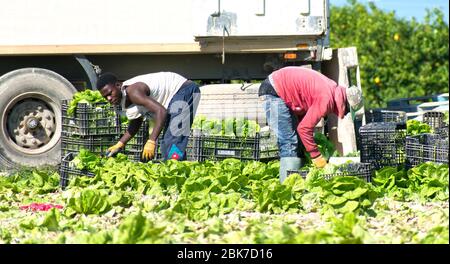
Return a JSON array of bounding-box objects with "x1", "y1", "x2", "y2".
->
[
  {"x1": 405, "y1": 133, "x2": 448, "y2": 168},
  {"x1": 287, "y1": 162, "x2": 374, "y2": 182},
  {"x1": 405, "y1": 111, "x2": 449, "y2": 168},
  {"x1": 61, "y1": 100, "x2": 121, "y2": 158},
  {"x1": 60, "y1": 100, "x2": 120, "y2": 188},
  {"x1": 359, "y1": 122, "x2": 407, "y2": 169},
  {"x1": 60, "y1": 100, "x2": 150, "y2": 188}
]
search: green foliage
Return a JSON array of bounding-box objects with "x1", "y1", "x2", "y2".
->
[
  {"x1": 194, "y1": 116, "x2": 261, "y2": 137},
  {"x1": 0, "y1": 152, "x2": 448, "y2": 244},
  {"x1": 303, "y1": 133, "x2": 339, "y2": 164},
  {"x1": 112, "y1": 211, "x2": 165, "y2": 243},
  {"x1": 66, "y1": 189, "x2": 111, "y2": 215},
  {"x1": 372, "y1": 163, "x2": 449, "y2": 201},
  {"x1": 68, "y1": 90, "x2": 108, "y2": 116},
  {"x1": 406, "y1": 120, "x2": 432, "y2": 135},
  {"x1": 330, "y1": 0, "x2": 449, "y2": 108}
]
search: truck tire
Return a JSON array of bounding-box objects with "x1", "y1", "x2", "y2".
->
[{"x1": 0, "y1": 68, "x2": 77, "y2": 168}]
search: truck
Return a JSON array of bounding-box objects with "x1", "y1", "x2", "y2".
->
[{"x1": 0, "y1": 0, "x2": 363, "y2": 168}]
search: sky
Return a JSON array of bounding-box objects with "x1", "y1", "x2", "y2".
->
[{"x1": 330, "y1": 0, "x2": 449, "y2": 24}]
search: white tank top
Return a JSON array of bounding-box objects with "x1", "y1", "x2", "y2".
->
[{"x1": 120, "y1": 72, "x2": 187, "y2": 120}]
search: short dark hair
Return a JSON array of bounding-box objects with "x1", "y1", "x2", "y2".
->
[{"x1": 96, "y1": 72, "x2": 118, "y2": 90}]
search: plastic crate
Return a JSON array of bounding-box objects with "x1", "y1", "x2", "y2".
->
[
  {"x1": 422, "y1": 111, "x2": 445, "y2": 130},
  {"x1": 287, "y1": 169, "x2": 309, "y2": 178},
  {"x1": 59, "y1": 153, "x2": 95, "y2": 189},
  {"x1": 193, "y1": 131, "x2": 278, "y2": 161},
  {"x1": 61, "y1": 100, "x2": 120, "y2": 136},
  {"x1": 359, "y1": 122, "x2": 406, "y2": 169},
  {"x1": 435, "y1": 125, "x2": 449, "y2": 138},
  {"x1": 287, "y1": 163, "x2": 374, "y2": 182},
  {"x1": 121, "y1": 121, "x2": 199, "y2": 161},
  {"x1": 61, "y1": 119, "x2": 148, "y2": 162},
  {"x1": 406, "y1": 133, "x2": 449, "y2": 168},
  {"x1": 153, "y1": 135, "x2": 199, "y2": 161},
  {"x1": 120, "y1": 119, "x2": 150, "y2": 162},
  {"x1": 61, "y1": 135, "x2": 117, "y2": 158},
  {"x1": 365, "y1": 108, "x2": 407, "y2": 123}
]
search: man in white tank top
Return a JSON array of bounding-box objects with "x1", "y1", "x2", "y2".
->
[{"x1": 96, "y1": 72, "x2": 201, "y2": 161}]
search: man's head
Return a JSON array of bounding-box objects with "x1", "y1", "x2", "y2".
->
[
  {"x1": 346, "y1": 85, "x2": 364, "y2": 119},
  {"x1": 96, "y1": 72, "x2": 122, "y2": 105}
]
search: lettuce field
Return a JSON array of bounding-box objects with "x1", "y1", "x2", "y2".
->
[{"x1": 0, "y1": 151, "x2": 448, "y2": 244}]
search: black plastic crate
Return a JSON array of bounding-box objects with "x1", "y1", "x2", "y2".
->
[
  {"x1": 287, "y1": 163, "x2": 374, "y2": 182},
  {"x1": 406, "y1": 133, "x2": 449, "y2": 168},
  {"x1": 423, "y1": 111, "x2": 445, "y2": 131},
  {"x1": 435, "y1": 125, "x2": 449, "y2": 138},
  {"x1": 62, "y1": 100, "x2": 120, "y2": 136},
  {"x1": 359, "y1": 122, "x2": 406, "y2": 169},
  {"x1": 121, "y1": 121, "x2": 199, "y2": 161},
  {"x1": 153, "y1": 135, "x2": 199, "y2": 161},
  {"x1": 59, "y1": 153, "x2": 95, "y2": 189},
  {"x1": 61, "y1": 135, "x2": 117, "y2": 158},
  {"x1": 287, "y1": 169, "x2": 309, "y2": 178},
  {"x1": 365, "y1": 109, "x2": 407, "y2": 124},
  {"x1": 120, "y1": 119, "x2": 150, "y2": 162},
  {"x1": 193, "y1": 131, "x2": 278, "y2": 161},
  {"x1": 61, "y1": 119, "x2": 148, "y2": 163}
]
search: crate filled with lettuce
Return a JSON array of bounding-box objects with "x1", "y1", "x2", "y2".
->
[
  {"x1": 190, "y1": 116, "x2": 278, "y2": 161},
  {"x1": 61, "y1": 90, "x2": 121, "y2": 159},
  {"x1": 62, "y1": 90, "x2": 120, "y2": 136},
  {"x1": 405, "y1": 133, "x2": 449, "y2": 168},
  {"x1": 59, "y1": 151, "x2": 95, "y2": 188}
]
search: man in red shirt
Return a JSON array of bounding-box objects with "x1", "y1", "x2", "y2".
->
[{"x1": 259, "y1": 66, "x2": 363, "y2": 182}]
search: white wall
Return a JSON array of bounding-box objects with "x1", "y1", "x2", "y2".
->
[{"x1": 0, "y1": 0, "x2": 326, "y2": 45}]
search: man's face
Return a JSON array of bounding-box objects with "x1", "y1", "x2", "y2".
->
[{"x1": 100, "y1": 83, "x2": 121, "y2": 105}]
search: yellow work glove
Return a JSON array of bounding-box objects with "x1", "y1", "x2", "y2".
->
[
  {"x1": 106, "y1": 141, "x2": 124, "y2": 157},
  {"x1": 312, "y1": 154, "x2": 327, "y2": 168},
  {"x1": 142, "y1": 139, "x2": 156, "y2": 161}
]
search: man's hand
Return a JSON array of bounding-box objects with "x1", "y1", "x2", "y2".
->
[
  {"x1": 312, "y1": 154, "x2": 327, "y2": 168},
  {"x1": 106, "y1": 141, "x2": 124, "y2": 157},
  {"x1": 142, "y1": 139, "x2": 156, "y2": 161}
]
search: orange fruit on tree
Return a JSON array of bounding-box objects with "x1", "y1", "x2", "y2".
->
[
  {"x1": 374, "y1": 77, "x2": 381, "y2": 84},
  {"x1": 394, "y1": 33, "x2": 400, "y2": 41}
]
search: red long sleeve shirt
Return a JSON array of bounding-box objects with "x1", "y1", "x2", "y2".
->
[{"x1": 270, "y1": 67, "x2": 347, "y2": 158}]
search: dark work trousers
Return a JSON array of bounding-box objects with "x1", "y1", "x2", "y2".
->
[{"x1": 160, "y1": 81, "x2": 201, "y2": 161}]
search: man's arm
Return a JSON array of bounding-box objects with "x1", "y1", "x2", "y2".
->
[
  {"x1": 126, "y1": 83, "x2": 167, "y2": 141},
  {"x1": 297, "y1": 100, "x2": 330, "y2": 158},
  {"x1": 118, "y1": 117, "x2": 143, "y2": 144}
]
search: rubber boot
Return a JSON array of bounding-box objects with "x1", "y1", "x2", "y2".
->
[{"x1": 279, "y1": 157, "x2": 301, "y2": 183}]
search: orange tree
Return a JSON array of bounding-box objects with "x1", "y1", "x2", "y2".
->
[{"x1": 330, "y1": 0, "x2": 449, "y2": 108}]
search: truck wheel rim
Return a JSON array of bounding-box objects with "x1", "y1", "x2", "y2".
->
[{"x1": 3, "y1": 93, "x2": 60, "y2": 155}]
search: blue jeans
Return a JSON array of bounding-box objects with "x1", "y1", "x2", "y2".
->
[
  {"x1": 160, "y1": 81, "x2": 201, "y2": 161},
  {"x1": 262, "y1": 94, "x2": 304, "y2": 158}
]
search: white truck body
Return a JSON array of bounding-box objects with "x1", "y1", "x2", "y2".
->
[
  {"x1": 0, "y1": 0, "x2": 329, "y2": 55},
  {"x1": 1, "y1": 0, "x2": 327, "y2": 44}
]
